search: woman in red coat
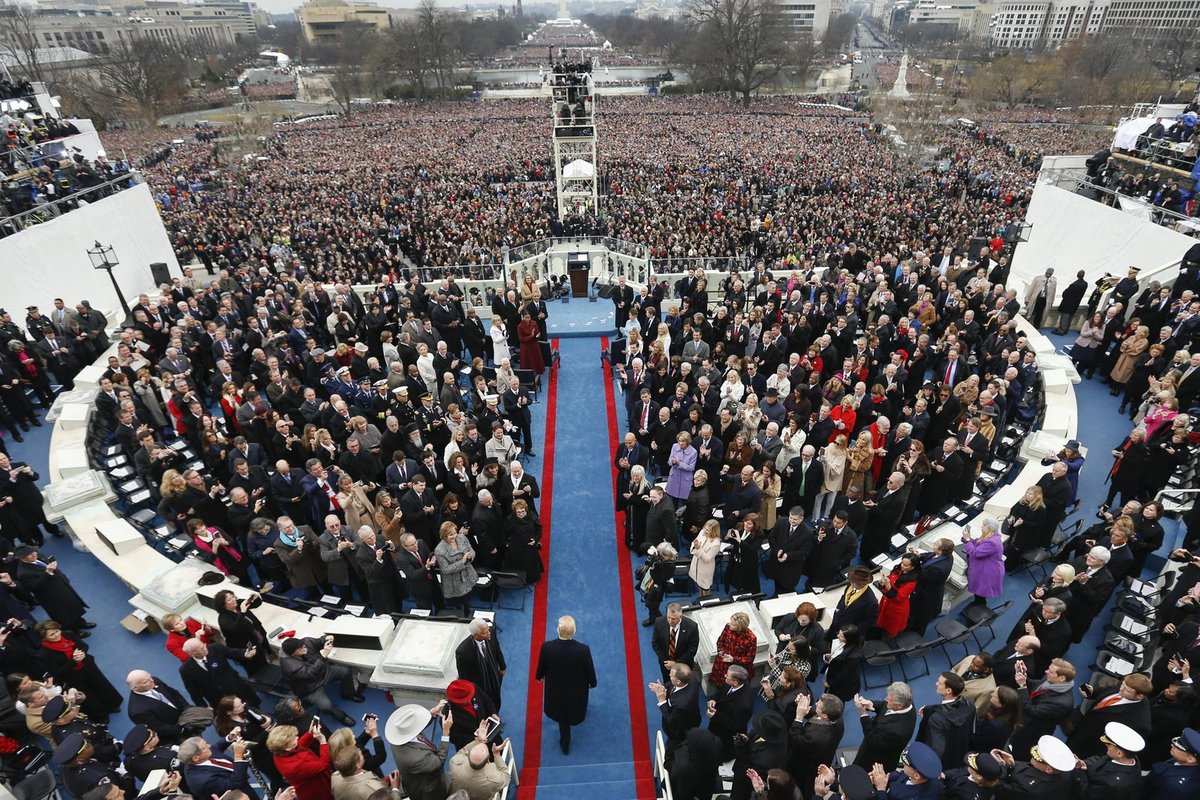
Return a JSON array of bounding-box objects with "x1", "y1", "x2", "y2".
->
[
  {"x1": 267, "y1": 724, "x2": 333, "y2": 800},
  {"x1": 161, "y1": 613, "x2": 216, "y2": 662},
  {"x1": 875, "y1": 554, "x2": 920, "y2": 637},
  {"x1": 517, "y1": 312, "x2": 545, "y2": 376}
]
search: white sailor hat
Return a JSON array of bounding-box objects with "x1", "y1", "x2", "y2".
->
[
  {"x1": 1101, "y1": 722, "x2": 1144, "y2": 753},
  {"x1": 1033, "y1": 736, "x2": 1076, "y2": 772}
]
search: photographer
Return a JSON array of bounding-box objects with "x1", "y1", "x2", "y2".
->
[
  {"x1": 354, "y1": 527, "x2": 403, "y2": 615},
  {"x1": 267, "y1": 720, "x2": 333, "y2": 800},
  {"x1": 179, "y1": 734, "x2": 257, "y2": 799},
  {"x1": 214, "y1": 589, "x2": 270, "y2": 673},
  {"x1": 280, "y1": 636, "x2": 364, "y2": 728},
  {"x1": 640, "y1": 543, "x2": 678, "y2": 627}
]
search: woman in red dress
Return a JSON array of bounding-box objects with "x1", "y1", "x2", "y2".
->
[
  {"x1": 517, "y1": 311, "x2": 545, "y2": 376},
  {"x1": 876, "y1": 554, "x2": 920, "y2": 637},
  {"x1": 710, "y1": 611, "x2": 758, "y2": 687}
]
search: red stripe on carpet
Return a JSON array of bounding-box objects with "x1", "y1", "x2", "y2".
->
[
  {"x1": 600, "y1": 336, "x2": 657, "y2": 799},
  {"x1": 517, "y1": 338, "x2": 559, "y2": 800}
]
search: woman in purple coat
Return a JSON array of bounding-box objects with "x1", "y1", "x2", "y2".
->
[
  {"x1": 666, "y1": 431, "x2": 698, "y2": 503},
  {"x1": 962, "y1": 517, "x2": 1005, "y2": 606}
]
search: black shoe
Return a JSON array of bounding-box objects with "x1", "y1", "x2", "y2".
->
[
  {"x1": 77, "y1": 621, "x2": 96, "y2": 629},
  {"x1": 642, "y1": 618, "x2": 655, "y2": 627},
  {"x1": 525, "y1": 450, "x2": 537, "y2": 457},
  {"x1": 29, "y1": 419, "x2": 41, "y2": 427},
  {"x1": 10, "y1": 434, "x2": 21, "y2": 443},
  {"x1": 347, "y1": 694, "x2": 365, "y2": 703},
  {"x1": 46, "y1": 525, "x2": 64, "y2": 538},
  {"x1": 337, "y1": 713, "x2": 355, "y2": 726},
  {"x1": 18, "y1": 423, "x2": 28, "y2": 432},
  {"x1": 74, "y1": 630, "x2": 91, "y2": 639}
]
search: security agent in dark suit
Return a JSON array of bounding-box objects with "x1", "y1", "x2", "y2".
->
[
  {"x1": 178, "y1": 734, "x2": 259, "y2": 800},
  {"x1": 178, "y1": 638, "x2": 258, "y2": 710},
  {"x1": 650, "y1": 663, "x2": 701, "y2": 754},
  {"x1": 851, "y1": 681, "x2": 917, "y2": 771},
  {"x1": 455, "y1": 618, "x2": 506, "y2": 712},
  {"x1": 787, "y1": 692, "x2": 845, "y2": 797},
  {"x1": 906, "y1": 540, "x2": 955, "y2": 636},
  {"x1": 651, "y1": 603, "x2": 700, "y2": 684},
  {"x1": 1065, "y1": 674, "x2": 1153, "y2": 759},
  {"x1": 705, "y1": 663, "x2": 756, "y2": 761},
  {"x1": 125, "y1": 669, "x2": 204, "y2": 745}
]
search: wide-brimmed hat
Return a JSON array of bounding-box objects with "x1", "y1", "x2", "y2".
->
[{"x1": 385, "y1": 704, "x2": 434, "y2": 745}]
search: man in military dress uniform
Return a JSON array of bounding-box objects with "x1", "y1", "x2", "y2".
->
[
  {"x1": 990, "y1": 735, "x2": 1076, "y2": 800},
  {"x1": 53, "y1": 731, "x2": 135, "y2": 800},
  {"x1": 1146, "y1": 727, "x2": 1200, "y2": 800},
  {"x1": 1071, "y1": 722, "x2": 1143, "y2": 800},
  {"x1": 43, "y1": 695, "x2": 121, "y2": 764},
  {"x1": 866, "y1": 741, "x2": 943, "y2": 800},
  {"x1": 943, "y1": 751, "x2": 1003, "y2": 800},
  {"x1": 122, "y1": 724, "x2": 188, "y2": 790}
]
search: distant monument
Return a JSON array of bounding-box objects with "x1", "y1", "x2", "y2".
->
[
  {"x1": 889, "y1": 53, "x2": 912, "y2": 99},
  {"x1": 552, "y1": 0, "x2": 571, "y2": 22}
]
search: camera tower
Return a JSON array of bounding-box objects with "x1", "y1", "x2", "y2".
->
[{"x1": 550, "y1": 60, "x2": 598, "y2": 221}]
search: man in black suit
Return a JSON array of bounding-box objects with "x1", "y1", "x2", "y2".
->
[
  {"x1": 454, "y1": 619, "x2": 506, "y2": 711},
  {"x1": 922, "y1": 437, "x2": 965, "y2": 512},
  {"x1": 784, "y1": 445, "x2": 824, "y2": 518},
  {"x1": 179, "y1": 735, "x2": 259, "y2": 800},
  {"x1": 860, "y1": 472, "x2": 907, "y2": 563},
  {"x1": 395, "y1": 532, "x2": 437, "y2": 611},
  {"x1": 916, "y1": 672, "x2": 976, "y2": 768},
  {"x1": 1018, "y1": 597, "x2": 1072, "y2": 673},
  {"x1": 644, "y1": 487, "x2": 676, "y2": 551},
  {"x1": 829, "y1": 566, "x2": 880, "y2": 635},
  {"x1": 630, "y1": 388, "x2": 660, "y2": 449},
  {"x1": 705, "y1": 664, "x2": 756, "y2": 760},
  {"x1": 651, "y1": 663, "x2": 701, "y2": 754},
  {"x1": 991, "y1": 634, "x2": 1039, "y2": 691},
  {"x1": 766, "y1": 507, "x2": 814, "y2": 596},
  {"x1": 125, "y1": 670, "x2": 206, "y2": 745},
  {"x1": 611, "y1": 277, "x2": 635, "y2": 332},
  {"x1": 907, "y1": 540, "x2": 955, "y2": 635},
  {"x1": 803, "y1": 510, "x2": 858, "y2": 592},
  {"x1": 1176, "y1": 351, "x2": 1200, "y2": 409},
  {"x1": 852, "y1": 681, "x2": 917, "y2": 771},
  {"x1": 788, "y1": 693, "x2": 845, "y2": 796},
  {"x1": 651, "y1": 604, "x2": 700, "y2": 684},
  {"x1": 724, "y1": 466, "x2": 763, "y2": 529},
  {"x1": 268, "y1": 461, "x2": 308, "y2": 523},
  {"x1": 535, "y1": 615, "x2": 597, "y2": 755},
  {"x1": 1066, "y1": 548, "x2": 1117, "y2": 643},
  {"x1": 178, "y1": 639, "x2": 257, "y2": 709},
  {"x1": 1009, "y1": 656, "x2": 1076, "y2": 759},
  {"x1": 1064, "y1": 674, "x2": 1152, "y2": 759}
]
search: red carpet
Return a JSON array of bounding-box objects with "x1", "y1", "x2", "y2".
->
[
  {"x1": 600, "y1": 337, "x2": 656, "y2": 799},
  {"x1": 517, "y1": 339, "x2": 559, "y2": 800}
]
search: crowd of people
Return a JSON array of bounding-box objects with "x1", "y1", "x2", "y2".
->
[
  {"x1": 597, "y1": 213, "x2": 1200, "y2": 798},
  {"x1": 96, "y1": 94, "x2": 1120, "y2": 280}
]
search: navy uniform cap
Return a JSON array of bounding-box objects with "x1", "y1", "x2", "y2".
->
[
  {"x1": 42, "y1": 695, "x2": 68, "y2": 722},
  {"x1": 1179, "y1": 727, "x2": 1200, "y2": 755},
  {"x1": 839, "y1": 765, "x2": 875, "y2": 800},
  {"x1": 123, "y1": 724, "x2": 151, "y2": 753}
]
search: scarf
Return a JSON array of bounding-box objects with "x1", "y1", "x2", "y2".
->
[
  {"x1": 42, "y1": 637, "x2": 84, "y2": 670},
  {"x1": 278, "y1": 528, "x2": 299, "y2": 548}
]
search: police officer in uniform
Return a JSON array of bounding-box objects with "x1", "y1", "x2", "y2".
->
[
  {"x1": 866, "y1": 741, "x2": 943, "y2": 800},
  {"x1": 990, "y1": 735, "x2": 1076, "y2": 800},
  {"x1": 43, "y1": 695, "x2": 122, "y2": 765},
  {"x1": 1071, "y1": 722, "x2": 1143, "y2": 800},
  {"x1": 123, "y1": 724, "x2": 184, "y2": 784},
  {"x1": 943, "y1": 751, "x2": 1003, "y2": 800},
  {"x1": 1146, "y1": 727, "x2": 1200, "y2": 800},
  {"x1": 53, "y1": 732, "x2": 135, "y2": 800}
]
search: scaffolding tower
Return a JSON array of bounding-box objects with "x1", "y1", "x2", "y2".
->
[{"x1": 550, "y1": 59, "x2": 598, "y2": 221}]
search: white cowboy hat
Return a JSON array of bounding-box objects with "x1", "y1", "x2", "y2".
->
[{"x1": 384, "y1": 704, "x2": 433, "y2": 745}]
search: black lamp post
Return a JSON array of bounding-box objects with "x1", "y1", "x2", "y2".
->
[{"x1": 87, "y1": 241, "x2": 130, "y2": 317}]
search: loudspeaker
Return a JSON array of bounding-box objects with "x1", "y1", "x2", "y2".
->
[
  {"x1": 149, "y1": 262, "x2": 171, "y2": 286},
  {"x1": 968, "y1": 237, "x2": 988, "y2": 260}
]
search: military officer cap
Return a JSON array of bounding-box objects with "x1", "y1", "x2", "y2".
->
[
  {"x1": 966, "y1": 752, "x2": 1003, "y2": 781},
  {"x1": 123, "y1": 724, "x2": 151, "y2": 753},
  {"x1": 1101, "y1": 722, "x2": 1144, "y2": 754},
  {"x1": 1034, "y1": 736, "x2": 1076, "y2": 772},
  {"x1": 838, "y1": 765, "x2": 874, "y2": 800},
  {"x1": 51, "y1": 732, "x2": 86, "y2": 765},
  {"x1": 43, "y1": 695, "x2": 70, "y2": 723},
  {"x1": 904, "y1": 742, "x2": 942, "y2": 780}
]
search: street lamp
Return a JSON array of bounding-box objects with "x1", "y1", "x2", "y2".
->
[{"x1": 87, "y1": 241, "x2": 130, "y2": 317}]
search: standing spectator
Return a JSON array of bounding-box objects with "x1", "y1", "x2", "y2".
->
[
  {"x1": 267, "y1": 722, "x2": 334, "y2": 800},
  {"x1": 710, "y1": 611, "x2": 758, "y2": 689},
  {"x1": 916, "y1": 672, "x2": 976, "y2": 768},
  {"x1": 962, "y1": 518, "x2": 1006, "y2": 607},
  {"x1": 875, "y1": 555, "x2": 920, "y2": 638},
  {"x1": 434, "y1": 522, "x2": 477, "y2": 615},
  {"x1": 280, "y1": 636, "x2": 363, "y2": 727}
]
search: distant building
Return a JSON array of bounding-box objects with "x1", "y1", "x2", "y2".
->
[
  {"x1": 779, "y1": 0, "x2": 842, "y2": 39},
  {"x1": 298, "y1": 0, "x2": 393, "y2": 44},
  {"x1": 0, "y1": 0, "x2": 263, "y2": 56}
]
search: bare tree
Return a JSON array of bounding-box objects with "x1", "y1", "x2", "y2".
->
[
  {"x1": 683, "y1": 0, "x2": 791, "y2": 107},
  {"x1": 390, "y1": 19, "x2": 431, "y2": 99},
  {"x1": 1150, "y1": 25, "x2": 1198, "y2": 90},
  {"x1": 969, "y1": 54, "x2": 1050, "y2": 109},
  {"x1": 418, "y1": 0, "x2": 457, "y2": 98},
  {"x1": 823, "y1": 13, "x2": 857, "y2": 55},
  {"x1": 0, "y1": 1, "x2": 46, "y2": 83},
  {"x1": 93, "y1": 36, "x2": 186, "y2": 121}
]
